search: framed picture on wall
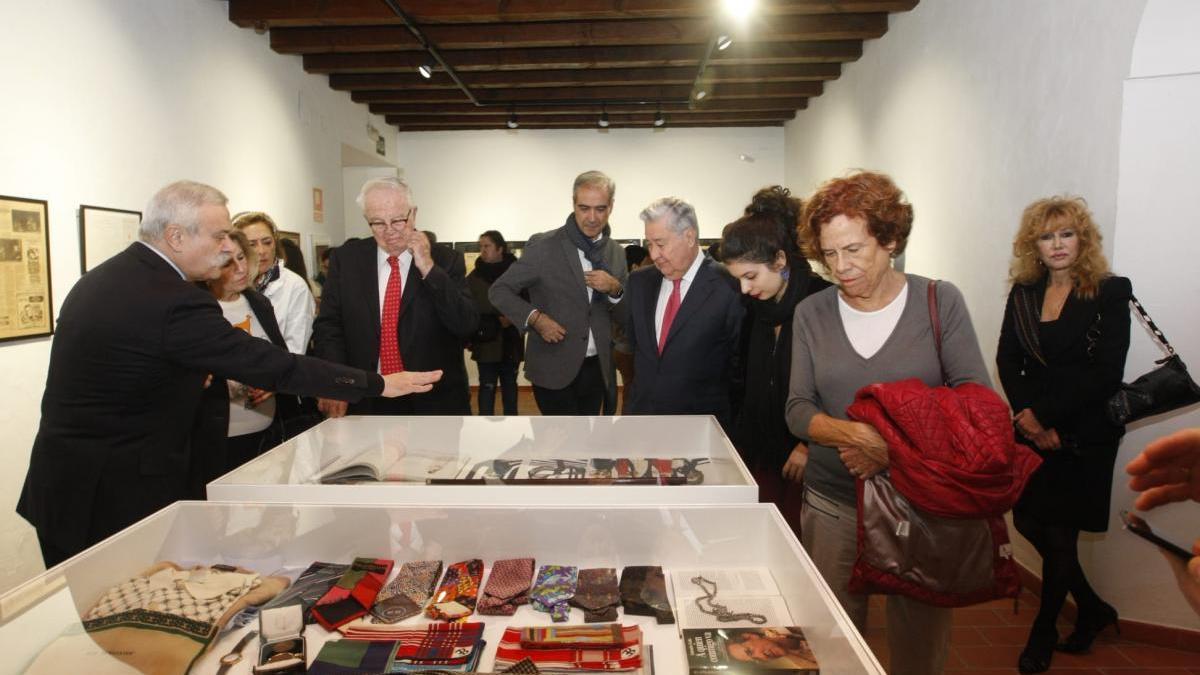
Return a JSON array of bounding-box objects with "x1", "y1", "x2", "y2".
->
[
  {"x1": 455, "y1": 240, "x2": 481, "y2": 273},
  {"x1": 80, "y1": 204, "x2": 142, "y2": 273},
  {"x1": 0, "y1": 195, "x2": 54, "y2": 343},
  {"x1": 277, "y1": 229, "x2": 302, "y2": 250}
]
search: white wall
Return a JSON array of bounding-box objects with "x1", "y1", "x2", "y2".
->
[
  {"x1": 391, "y1": 127, "x2": 785, "y2": 243},
  {"x1": 0, "y1": 0, "x2": 396, "y2": 592},
  {"x1": 1103, "y1": 0, "x2": 1200, "y2": 631},
  {"x1": 784, "y1": 0, "x2": 1199, "y2": 629}
]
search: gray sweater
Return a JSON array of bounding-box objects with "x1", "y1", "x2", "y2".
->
[{"x1": 785, "y1": 274, "x2": 992, "y2": 505}]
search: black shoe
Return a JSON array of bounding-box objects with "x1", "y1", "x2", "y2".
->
[
  {"x1": 1018, "y1": 626, "x2": 1057, "y2": 674},
  {"x1": 1057, "y1": 602, "x2": 1119, "y2": 654}
]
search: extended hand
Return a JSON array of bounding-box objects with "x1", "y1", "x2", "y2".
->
[
  {"x1": 839, "y1": 446, "x2": 888, "y2": 479},
  {"x1": 782, "y1": 442, "x2": 809, "y2": 483},
  {"x1": 318, "y1": 397, "x2": 348, "y2": 418},
  {"x1": 382, "y1": 369, "x2": 443, "y2": 397},
  {"x1": 1127, "y1": 427, "x2": 1200, "y2": 510},
  {"x1": 245, "y1": 387, "x2": 274, "y2": 407},
  {"x1": 583, "y1": 269, "x2": 621, "y2": 296},
  {"x1": 532, "y1": 312, "x2": 567, "y2": 343},
  {"x1": 1014, "y1": 408, "x2": 1047, "y2": 439},
  {"x1": 1031, "y1": 428, "x2": 1062, "y2": 452}
]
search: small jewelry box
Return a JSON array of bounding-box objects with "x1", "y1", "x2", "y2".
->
[{"x1": 253, "y1": 604, "x2": 306, "y2": 674}]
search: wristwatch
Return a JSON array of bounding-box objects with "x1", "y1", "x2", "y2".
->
[{"x1": 217, "y1": 630, "x2": 258, "y2": 674}]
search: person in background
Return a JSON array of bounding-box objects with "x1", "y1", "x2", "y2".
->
[
  {"x1": 720, "y1": 186, "x2": 830, "y2": 536},
  {"x1": 489, "y1": 170, "x2": 627, "y2": 415},
  {"x1": 613, "y1": 244, "x2": 650, "y2": 413},
  {"x1": 1127, "y1": 427, "x2": 1200, "y2": 617},
  {"x1": 785, "y1": 171, "x2": 991, "y2": 675},
  {"x1": 312, "y1": 177, "x2": 478, "y2": 417},
  {"x1": 279, "y1": 236, "x2": 321, "y2": 298},
  {"x1": 996, "y1": 196, "x2": 1132, "y2": 673},
  {"x1": 467, "y1": 230, "x2": 524, "y2": 415},
  {"x1": 233, "y1": 212, "x2": 316, "y2": 354},
  {"x1": 314, "y1": 247, "x2": 331, "y2": 288}
]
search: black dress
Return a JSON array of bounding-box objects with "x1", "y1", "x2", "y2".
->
[{"x1": 996, "y1": 275, "x2": 1132, "y2": 532}]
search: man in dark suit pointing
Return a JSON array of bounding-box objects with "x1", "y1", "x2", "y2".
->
[
  {"x1": 625, "y1": 197, "x2": 744, "y2": 430},
  {"x1": 17, "y1": 180, "x2": 441, "y2": 567}
]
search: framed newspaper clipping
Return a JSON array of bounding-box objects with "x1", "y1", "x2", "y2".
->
[
  {"x1": 80, "y1": 204, "x2": 142, "y2": 273},
  {"x1": 0, "y1": 195, "x2": 53, "y2": 342}
]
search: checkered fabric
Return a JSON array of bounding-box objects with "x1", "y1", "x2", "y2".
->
[
  {"x1": 311, "y1": 558, "x2": 394, "y2": 630},
  {"x1": 519, "y1": 624, "x2": 635, "y2": 648},
  {"x1": 493, "y1": 625, "x2": 642, "y2": 671}
]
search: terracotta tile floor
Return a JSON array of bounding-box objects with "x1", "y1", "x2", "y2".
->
[{"x1": 864, "y1": 591, "x2": 1200, "y2": 674}]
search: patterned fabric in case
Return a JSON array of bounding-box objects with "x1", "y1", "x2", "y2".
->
[
  {"x1": 619, "y1": 565, "x2": 675, "y2": 624},
  {"x1": 529, "y1": 564, "x2": 579, "y2": 622},
  {"x1": 371, "y1": 560, "x2": 443, "y2": 623},
  {"x1": 569, "y1": 567, "x2": 621, "y2": 622},
  {"x1": 426, "y1": 558, "x2": 484, "y2": 621},
  {"x1": 81, "y1": 562, "x2": 287, "y2": 675},
  {"x1": 519, "y1": 623, "x2": 633, "y2": 648},
  {"x1": 260, "y1": 561, "x2": 349, "y2": 621},
  {"x1": 477, "y1": 557, "x2": 536, "y2": 615},
  {"x1": 311, "y1": 557, "x2": 394, "y2": 630},
  {"x1": 493, "y1": 624, "x2": 643, "y2": 671}
]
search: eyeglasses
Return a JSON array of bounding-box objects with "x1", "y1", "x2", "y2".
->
[{"x1": 367, "y1": 208, "x2": 414, "y2": 232}]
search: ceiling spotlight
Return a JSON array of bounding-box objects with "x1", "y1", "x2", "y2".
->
[
  {"x1": 721, "y1": 0, "x2": 757, "y2": 21},
  {"x1": 598, "y1": 110, "x2": 610, "y2": 128},
  {"x1": 417, "y1": 62, "x2": 434, "y2": 79},
  {"x1": 716, "y1": 34, "x2": 733, "y2": 51},
  {"x1": 506, "y1": 112, "x2": 519, "y2": 129},
  {"x1": 653, "y1": 110, "x2": 666, "y2": 127},
  {"x1": 695, "y1": 89, "x2": 707, "y2": 100}
]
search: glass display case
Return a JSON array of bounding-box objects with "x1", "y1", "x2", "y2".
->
[
  {"x1": 0, "y1": 502, "x2": 882, "y2": 674},
  {"x1": 208, "y1": 415, "x2": 759, "y2": 505}
]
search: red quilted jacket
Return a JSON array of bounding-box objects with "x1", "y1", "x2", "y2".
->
[{"x1": 846, "y1": 378, "x2": 1042, "y2": 518}]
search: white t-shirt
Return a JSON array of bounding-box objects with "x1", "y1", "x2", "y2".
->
[
  {"x1": 837, "y1": 282, "x2": 908, "y2": 359},
  {"x1": 220, "y1": 295, "x2": 276, "y2": 437},
  {"x1": 261, "y1": 264, "x2": 315, "y2": 354}
]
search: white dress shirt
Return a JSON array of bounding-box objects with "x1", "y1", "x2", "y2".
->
[
  {"x1": 654, "y1": 249, "x2": 704, "y2": 345},
  {"x1": 261, "y1": 264, "x2": 316, "y2": 355}
]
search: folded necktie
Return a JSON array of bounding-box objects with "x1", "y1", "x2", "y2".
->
[
  {"x1": 426, "y1": 559, "x2": 484, "y2": 621},
  {"x1": 371, "y1": 560, "x2": 443, "y2": 623},
  {"x1": 569, "y1": 568, "x2": 621, "y2": 623},
  {"x1": 477, "y1": 557, "x2": 536, "y2": 616},
  {"x1": 493, "y1": 625, "x2": 643, "y2": 671},
  {"x1": 529, "y1": 564, "x2": 578, "y2": 623},
  {"x1": 619, "y1": 565, "x2": 675, "y2": 624},
  {"x1": 311, "y1": 558, "x2": 394, "y2": 630},
  {"x1": 261, "y1": 561, "x2": 349, "y2": 622}
]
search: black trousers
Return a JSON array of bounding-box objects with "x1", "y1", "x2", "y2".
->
[{"x1": 533, "y1": 356, "x2": 604, "y2": 414}]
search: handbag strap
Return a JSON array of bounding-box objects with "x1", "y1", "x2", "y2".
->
[
  {"x1": 1012, "y1": 285, "x2": 1048, "y2": 366},
  {"x1": 927, "y1": 280, "x2": 947, "y2": 385},
  {"x1": 1129, "y1": 295, "x2": 1177, "y2": 358}
]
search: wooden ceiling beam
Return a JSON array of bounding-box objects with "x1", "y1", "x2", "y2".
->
[
  {"x1": 369, "y1": 98, "x2": 810, "y2": 116},
  {"x1": 303, "y1": 42, "x2": 862, "y2": 73},
  {"x1": 391, "y1": 121, "x2": 786, "y2": 131},
  {"x1": 329, "y1": 64, "x2": 839, "y2": 91},
  {"x1": 271, "y1": 14, "x2": 887, "y2": 54},
  {"x1": 385, "y1": 110, "x2": 796, "y2": 126},
  {"x1": 232, "y1": 0, "x2": 916, "y2": 28},
  {"x1": 351, "y1": 81, "x2": 822, "y2": 104}
]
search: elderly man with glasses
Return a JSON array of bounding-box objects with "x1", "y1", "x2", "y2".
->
[{"x1": 313, "y1": 177, "x2": 478, "y2": 416}]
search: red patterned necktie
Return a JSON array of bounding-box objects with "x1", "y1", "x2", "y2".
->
[
  {"x1": 380, "y1": 255, "x2": 405, "y2": 374},
  {"x1": 657, "y1": 278, "x2": 681, "y2": 355}
]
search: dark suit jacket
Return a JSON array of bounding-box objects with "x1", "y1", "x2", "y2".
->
[
  {"x1": 18, "y1": 243, "x2": 383, "y2": 556},
  {"x1": 625, "y1": 256, "x2": 745, "y2": 429},
  {"x1": 996, "y1": 274, "x2": 1132, "y2": 531},
  {"x1": 312, "y1": 237, "x2": 478, "y2": 414}
]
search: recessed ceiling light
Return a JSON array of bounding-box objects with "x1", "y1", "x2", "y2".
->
[
  {"x1": 598, "y1": 110, "x2": 610, "y2": 128},
  {"x1": 653, "y1": 111, "x2": 666, "y2": 127},
  {"x1": 417, "y1": 62, "x2": 433, "y2": 79},
  {"x1": 695, "y1": 90, "x2": 707, "y2": 100},
  {"x1": 506, "y1": 112, "x2": 519, "y2": 129},
  {"x1": 716, "y1": 34, "x2": 733, "y2": 50},
  {"x1": 721, "y1": 0, "x2": 756, "y2": 21}
]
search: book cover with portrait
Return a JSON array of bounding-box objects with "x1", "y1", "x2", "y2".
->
[{"x1": 684, "y1": 626, "x2": 819, "y2": 673}]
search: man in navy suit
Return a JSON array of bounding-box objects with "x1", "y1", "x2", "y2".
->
[
  {"x1": 313, "y1": 177, "x2": 478, "y2": 416},
  {"x1": 624, "y1": 197, "x2": 744, "y2": 430},
  {"x1": 17, "y1": 181, "x2": 440, "y2": 566}
]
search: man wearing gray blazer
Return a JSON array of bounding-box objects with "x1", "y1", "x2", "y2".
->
[{"x1": 489, "y1": 171, "x2": 628, "y2": 414}]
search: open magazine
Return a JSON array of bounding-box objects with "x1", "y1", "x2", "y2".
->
[
  {"x1": 319, "y1": 455, "x2": 710, "y2": 485},
  {"x1": 684, "y1": 627, "x2": 819, "y2": 673}
]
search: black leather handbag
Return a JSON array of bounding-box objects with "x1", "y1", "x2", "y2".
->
[{"x1": 1106, "y1": 296, "x2": 1200, "y2": 425}]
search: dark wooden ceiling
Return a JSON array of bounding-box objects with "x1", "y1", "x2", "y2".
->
[{"x1": 229, "y1": 1, "x2": 918, "y2": 132}]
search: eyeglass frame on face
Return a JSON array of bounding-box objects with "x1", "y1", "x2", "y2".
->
[{"x1": 367, "y1": 207, "x2": 416, "y2": 232}]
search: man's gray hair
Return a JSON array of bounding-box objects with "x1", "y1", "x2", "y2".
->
[
  {"x1": 573, "y1": 170, "x2": 615, "y2": 202},
  {"x1": 357, "y1": 176, "x2": 414, "y2": 211},
  {"x1": 139, "y1": 180, "x2": 228, "y2": 242},
  {"x1": 639, "y1": 196, "x2": 698, "y2": 235}
]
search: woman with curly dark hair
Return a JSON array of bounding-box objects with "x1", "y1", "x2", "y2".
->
[
  {"x1": 997, "y1": 196, "x2": 1131, "y2": 674},
  {"x1": 720, "y1": 186, "x2": 829, "y2": 535}
]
